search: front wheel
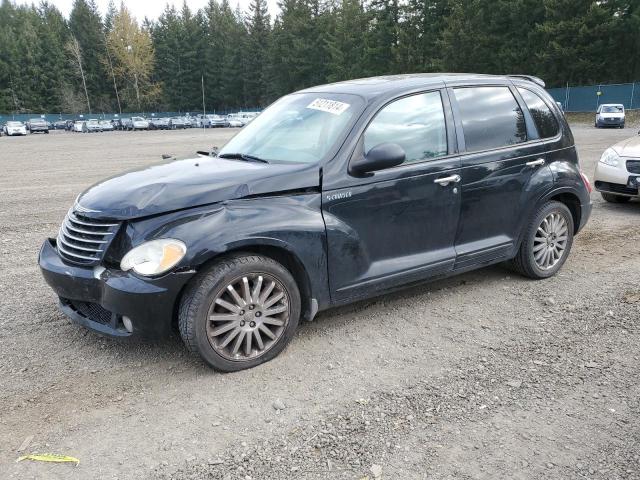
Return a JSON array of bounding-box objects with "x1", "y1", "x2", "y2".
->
[
  {"x1": 179, "y1": 254, "x2": 301, "y2": 372},
  {"x1": 510, "y1": 201, "x2": 574, "y2": 279},
  {"x1": 602, "y1": 193, "x2": 631, "y2": 203}
]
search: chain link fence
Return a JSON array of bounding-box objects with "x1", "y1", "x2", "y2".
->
[{"x1": 547, "y1": 82, "x2": 640, "y2": 112}]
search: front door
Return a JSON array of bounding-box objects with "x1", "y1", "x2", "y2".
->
[{"x1": 323, "y1": 90, "x2": 462, "y2": 303}]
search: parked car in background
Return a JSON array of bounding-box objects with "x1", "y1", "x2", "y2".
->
[
  {"x1": 53, "y1": 120, "x2": 67, "y2": 130},
  {"x1": 186, "y1": 116, "x2": 199, "y2": 128},
  {"x1": 27, "y1": 118, "x2": 49, "y2": 133},
  {"x1": 197, "y1": 114, "x2": 211, "y2": 128},
  {"x1": 38, "y1": 74, "x2": 592, "y2": 372},
  {"x1": 120, "y1": 118, "x2": 133, "y2": 130},
  {"x1": 226, "y1": 116, "x2": 245, "y2": 128},
  {"x1": 72, "y1": 121, "x2": 85, "y2": 133},
  {"x1": 595, "y1": 104, "x2": 625, "y2": 128},
  {"x1": 131, "y1": 117, "x2": 149, "y2": 130},
  {"x1": 99, "y1": 120, "x2": 114, "y2": 131},
  {"x1": 149, "y1": 117, "x2": 171, "y2": 130},
  {"x1": 170, "y1": 117, "x2": 187, "y2": 129},
  {"x1": 207, "y1": 114, "x2": 230, "y2": 128},
  {"x1": 594, "y1": 135, "x2": 640, "y2": 202},
  {"x1": 3, "y1": 121, "x2": 28, "y2": 136},
  {"x1": 85, "y1": 119, "x2": 102, "y2": 133}
]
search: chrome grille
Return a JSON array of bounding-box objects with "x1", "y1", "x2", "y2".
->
[{"x1": 57, "y1": 210, "x2": 120, "y2": 265}]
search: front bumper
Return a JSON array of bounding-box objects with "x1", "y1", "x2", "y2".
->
[
  {"x1": 596, "y1": 117, "x2": 624, "y2": 127},
  {"x1": 594, "y1": 162, "x2": 639, "y2": 197},
  {"x1": 39, "y1": 238, "x2": 195, "y2": 338}
]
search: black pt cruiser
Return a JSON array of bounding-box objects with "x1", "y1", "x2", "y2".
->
[{"x1": 39, "y1": 74, "x2": 592, "y2": 371}]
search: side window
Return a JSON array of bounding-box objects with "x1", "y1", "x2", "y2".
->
[
  {"x1": 453, "y1": 86, "x2": 527, "y2": 152},
  {"x1": 364, "y1": 91, "x2": 448, "y2": 164},
  {"x1": 517, "y1": 87, "x2": 559, "y2": 139}
]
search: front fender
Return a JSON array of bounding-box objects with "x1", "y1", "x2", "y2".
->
[{"x1": 123, "y1": 193, "x2": 330, "y2": 309}]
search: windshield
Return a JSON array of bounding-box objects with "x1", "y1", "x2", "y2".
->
[
  {"x1": 601, "y1": 105, "x2": 623, "y2": 113},
  {"x1": 219, "y1": 93, "x2": 363, "y2": 164},
  {"x1": 7, "y1": 121, "x2": 22, "y2": 126},
  {"x1": 132, "y1": 117, "x2": 143, "y2": 121}
]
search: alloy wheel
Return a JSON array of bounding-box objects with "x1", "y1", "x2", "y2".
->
[
  {"x1": 533, "y1": 212, "x2": 569, "y2": 270},
  {"x1": 206, "y1": 273, "x2": 290, "y2": 361}
]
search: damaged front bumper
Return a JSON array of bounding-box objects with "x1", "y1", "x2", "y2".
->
[{"x1": 38, "y1": 238, "x2": 195, "y2": 338}]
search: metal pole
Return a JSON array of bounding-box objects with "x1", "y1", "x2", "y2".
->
[
  {"x1": 202, "y1": 75, "x2": 206, "y2": 117},
  {"x1": 631, "y1": 82, "x2": 636, "y2": 110}
]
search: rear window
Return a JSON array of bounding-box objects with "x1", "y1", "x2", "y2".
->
[
  {"x1": 454, "y1": 86, "x2": 527, "y2": 152},
  {"x1": 601, "y1": 105, "x2": 624, "y2": 113},
  {"x1": 517, "y1": 88, "x2": 559, "y2": 139}
]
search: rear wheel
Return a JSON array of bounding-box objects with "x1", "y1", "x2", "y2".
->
[
  {"x1": 601, "y1": 192, "x2": 631, "y2": 203},
  {"x1": 511, "y1": 201, "x2": 574, "y2": 279},
  {"x1": 179, "y1": 254, "x2": 301, "y2": 372}
]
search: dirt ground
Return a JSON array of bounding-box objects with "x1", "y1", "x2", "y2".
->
[{"x1": 0, "y1": 124, "x2": 639, "y2": 480}]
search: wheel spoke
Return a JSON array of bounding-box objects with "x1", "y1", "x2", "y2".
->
[
  {"x1": 259, "y1": 281, "x2": 275, "y2": 304},
  {"x1": 263, "y1": 291, "x2": 284, "y2": 309},
  {"x1": 258, "y1": 323, "x2": 276, "y2": 340},
  {"x1": 231, "y1": 330, "x2": 246, "y2": 354},
  {"x1": 253, "y1": 329, "x2": 264, "y2": 350},
  {"x1": 226, "y1": 285, "x2": 246, "y2": 307},
  {"x1": 215, "y1": 298, "x2": 241, "y2": 313},
  {"x1": 210, "y1": 322, "x2": 237, "y2": 336},
  {"x1": 262, "y1": 317, "x2": 285, "y2": 327},
  {"x1": 219, "y1": 327, "x2": 241, "y2": 348},
  {"x1": 533, "y1": 243, "x2": 546, "y2": 253},
  {"x1": 209, "y1": 314, "x2": 238, "y2": 322},
  {"x1": 251, "y1": 275, "x2": 263, "y2": 303},
  {"x1": 242, "y1": 277, "x2": 252, "y2": 304},
  {"x1": 535, "y1": 246, "x2": 547, "y2": 261},
  {"x1": 537, "y1": 227, "x2": 548, "y2": 238},
  {"x1": 245, "y1": 329, "x2": 252, "y2": 356},
  {"x1": 264, "y1": 305, "x2": 287, "y2": 316}
]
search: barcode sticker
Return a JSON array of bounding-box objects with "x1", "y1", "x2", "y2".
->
[{"x1": 307, "y1": 98, "x2": 350, "y2": 115}]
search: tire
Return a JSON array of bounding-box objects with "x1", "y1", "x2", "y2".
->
[
  {"x1": 601, "y1": 192, "x2": 631, "y2": 203},
  {"x1": 179, "y1": 254, "x2": 301, "y2": 372},
  {"x1": 510, "y1": 201, "x2": 574, "y2": 279}
]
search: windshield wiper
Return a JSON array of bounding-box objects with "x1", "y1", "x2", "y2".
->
[{"x1": 218, "y1": 153, "x2": 269, "y2": 164}]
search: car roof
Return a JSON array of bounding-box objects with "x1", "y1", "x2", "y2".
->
[
  {"x1": 601, "y1": 103, "x2": 624, "y2": 107},
  {"x1": 298, "y1": 73, "x2": 531, "y2": 101}
]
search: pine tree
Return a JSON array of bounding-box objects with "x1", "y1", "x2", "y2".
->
[
  {"x1": 326, "y1": 0, "x2": 367, "y2": 82},
  {"x1": 245, "y1": 0, "x2": 271, "y2": 106}
]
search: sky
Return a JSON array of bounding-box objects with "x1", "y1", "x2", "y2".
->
[{"x1": 15, "y1": 0, "x2": 281, "y2": 20}]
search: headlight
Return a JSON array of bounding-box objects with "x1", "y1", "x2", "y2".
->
[
  {"x1": 121, "y1": 239, "x2": 187, "y2": 276},
  {"x1": 599, "y1": 148, "x2": 620, "y2": 167}
]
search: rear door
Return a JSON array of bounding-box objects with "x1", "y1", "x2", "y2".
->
[
  {"x1": 323, "y1": 89, "x2": 462, "y2": 303},
  {"x1": 448, "y1": 84, "x2": 553, "y2": 270}
]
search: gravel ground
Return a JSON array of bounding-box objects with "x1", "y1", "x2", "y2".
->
[{"x1": 0, "y1": 125, "x2": 639, "y2": 480}]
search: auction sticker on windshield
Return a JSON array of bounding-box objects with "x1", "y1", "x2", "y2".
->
[{"x1": 307, "y1": 98, "x2": 350, "y2": 115}]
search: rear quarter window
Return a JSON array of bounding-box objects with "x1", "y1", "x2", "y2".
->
[
  {"x1": 517, "y1": 87, "x2": 559, "y2": 139},
  {"x1": 453, "y1": 86, "x2": 527, "y2": 152}
]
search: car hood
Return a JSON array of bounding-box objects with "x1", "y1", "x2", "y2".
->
[
  {"x1": 76, "y1": 156, "x2": 320, "y2": 220},
  {"x1": 612, "y1": 136, "x2": 640, "y2": 158}
]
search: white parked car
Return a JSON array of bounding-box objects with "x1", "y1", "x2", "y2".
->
[
  {"x1": 226, "y1": 116, "x2": 245, "y2": 128},
  {"x1": 3, "y1": 121, "x2": 28, "y2": 136},
  {"x1": 594, "y1": 135, "x2": 640, "y2": 202},
  {"x1": 99, "y1": 120, "x2": 115, "y2": 131},
  {"x1": 72, "y1": 121, "x2": 85, "y2": 133},
  {"x1": 131, "y1": 116, "x2": 149, "y2": 130},
  {"x1": 595, "y1": 104, "x2": 625, "y2": 128}
]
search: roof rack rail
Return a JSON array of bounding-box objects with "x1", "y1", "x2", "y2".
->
[{"x1": 508, "y1": 75, "x2": 545, "y2": 88}]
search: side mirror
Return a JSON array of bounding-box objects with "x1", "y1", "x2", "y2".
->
[{"x1": 350, "y1": 142, "x2": 406, "y2": 175}]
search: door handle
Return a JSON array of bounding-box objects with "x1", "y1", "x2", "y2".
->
[
  {"x1": 526, "y1": 158, "x2": 546, "y2": 167},
  {"x1": 434, "y1": 174, "x2": 461, "y2": 186}
]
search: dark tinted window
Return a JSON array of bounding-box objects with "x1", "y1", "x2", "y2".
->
[
  {"x1": 454, "y1": 86, "x2": 527, "y2": 151},
  {"x1": 364, "y1": 91, "x2": 448, "y2": 164},
  {"x1": 517, "y1": 87, "x2": 559, "y2": 139}
]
